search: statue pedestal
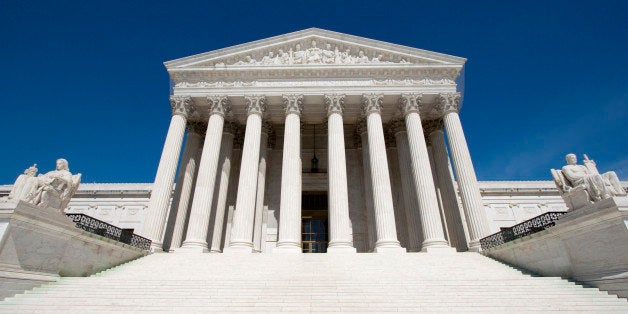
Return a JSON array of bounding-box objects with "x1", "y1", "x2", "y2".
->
[
  {"x1": 0, "y1": 200, "x2": 148, "y2": 299},
  {"x1": 483, "y1": 196, "x2": 628, "y2": 298}
]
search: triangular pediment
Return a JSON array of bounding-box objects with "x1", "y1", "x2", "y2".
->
[{"x1": 165, "y1": 28, "x2": 465, "y2": 69}]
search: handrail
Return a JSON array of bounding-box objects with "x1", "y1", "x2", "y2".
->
[
  {"x1": 66, "y1": 213, "x2": 151, "y2": 250},
  {"x1": 480, "y1": 211, "x2": 566, "y2": 250}
]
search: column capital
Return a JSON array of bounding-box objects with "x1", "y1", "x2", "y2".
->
[
  {"x1": 207, "y1": 96, "x2": 231, "y2": 117},
  {"x1": 398, "y1": 93, "x2": 423, "y2": 116},
  {"x1": 388, "y1": 118, "x2": 406, "y2": 135},
  {"x1": 282, "y1": 94, "x2": 304, "y2": 116},
  {"x1": 423, "y1": 119, "x2": 444, "y2": 136},
  {"x1": 437, "y1": 93, "x2": 461, "y2": 114},
  {"x1": 361, "y1": 94, "x2": 384, "y2": 116},
  {"x1": 170, "y1": 95, "x2": 194, "y2": 118},
  {"x1": 324, "y1": 94, "x2": 346, "y2": 116},
  {"x1": 245, "y1": 95, "x2": 267, "y2": 116}
]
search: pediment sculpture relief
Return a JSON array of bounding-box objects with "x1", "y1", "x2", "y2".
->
[
  {"x1": 5, "y1": 159, "x2": 81, "y2": 212},
  {"x1": 551, "y1": 153, "x2": 626, "y2": 211},
  {"x1": 219, "y1": 40, "x2": 412, "y2": 67}
]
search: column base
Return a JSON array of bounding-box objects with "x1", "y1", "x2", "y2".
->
[
  {"x1": 176, "y1": 246, "x2": 209, "y2": 253},
  {"x1": 149, "y1": 242, "x2": 164, "y2": 253},
  {"x1": 374, "y1": 246, "x2": 406, "y2": 253},
  {"x1": 467, "y1": 241, "x2": 482, "y2": 252},
  {"x1": 223, "y1": 245, "x2": 254, "y2": 253},
  {"x1": 179, "y1": 240, "x2": 209, "y2": 253},
  {"x1": 421, "y1": 246, "x2": 457, "y2": 254},
  {"x1": 326, "y1": 246, "x2": 357, "y2": 254},
  {"x1": 273, "y1": 244, "x2": 302, "y2": 253}
]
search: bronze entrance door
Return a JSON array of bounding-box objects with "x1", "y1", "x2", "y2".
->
[{"x1": 301, "y1": 193, "x2": 328, "y2": 253}]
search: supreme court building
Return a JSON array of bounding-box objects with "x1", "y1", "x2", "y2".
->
[{"x1": 140, "y1": 28, "x2": 492, "y2": 254}]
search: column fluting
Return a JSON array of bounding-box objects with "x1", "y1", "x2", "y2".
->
[
  {"x1": 208, "y1": 123, "x2": 237, "y2": 252},
  {"x1": 439, "y1": 93, "x2": 489, "y2": 251},
  {"x1": 167, "y1": 124, "x2": 203, "y2": 250},
  {"x1": 226, "y1": 96, "x2": 267, "y2": 252},
  {"x1": 426, "y1": 120, "x2": 469, "y2": 251},
  {"x1": 275, "y1": 94, "x2": 303, "y2": 252},
  {"x1": 252, "y1": 122, "x2": 272, "y2": 253},
  {"x1": 399, "y1": 94, "x2": 449, "y2": 250},
  {"x1": 143, "y1": 96, "x2": 192, "y2": 251},
  {"x1": 357, "y1": 121, "x2": 377, "y2": 251},
  {"x1": 325, "y1": 94, "x2": 356, "y2": 252},
  {"x1": 390, "y1": 120, "x2": 423, "y2": 252},
  {"x1": 180, "y1": 96, "x2": 230, "y2": 252},
  {"x1": 362, "y1": 94, "x2": 404, "y2": 253}
]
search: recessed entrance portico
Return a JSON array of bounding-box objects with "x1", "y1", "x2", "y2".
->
[{"x1": 144, "y1": 28, "x2": 491, "y2": 254}]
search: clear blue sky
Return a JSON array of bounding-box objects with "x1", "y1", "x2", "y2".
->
[{"x1": 1, "y1": 0, "x2": 626, "y2": 183}]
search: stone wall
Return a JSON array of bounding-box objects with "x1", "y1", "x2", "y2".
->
[{"x1": 483, "y1": 197, "x2": 628, "y2": 298}]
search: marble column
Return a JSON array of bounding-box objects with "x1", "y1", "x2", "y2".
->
[
  {"x1": 325, "y1": 94, "x2": 356, "y2": 253},
  {"x1": 167, "y1": 123, "x2": 203, "y2": 251},
  {"x1": 208, "y1": 122, "x2": 238, "y2": 253},
  {"x1": 226, "y1": 96, "x2": 267, "y2": 252},
  {"x1": 252, "y1": 122, "x2": 272, "y2": 253},
  {"x1": 389, "y1": 119, "x2": 423, "y2": 252},
  {"x1": 361, "y1": 94, "x2": 404, "y2": 253},
  {"x1": 143, "y1": 96, "x2": 192, "y2": 251},
  {"x1": 439, "y1": 93, "x2": 489, "y2": 252},
  {"x1": 426, "y1": 120, "x2": 469, "y2": 251},
  {"x1": 399, "y1": 94, "x2": 450, "y2": 251},
  {"x1": 275, "y1": 94, "x2": 303, "y2": 253},
  {"x1": 180, "y1": 96, "x2": 231, "y2": 252},
  {"x1": 357, "y1": 121, "x2": 377, "y2": 251}
]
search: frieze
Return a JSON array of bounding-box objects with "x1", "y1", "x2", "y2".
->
[
  {"x1": 212, "y1": 40, "x2": 413, "y2": 67},
  {"x1": 174, "y1": 78, "x2": 455, "y2": 89}
]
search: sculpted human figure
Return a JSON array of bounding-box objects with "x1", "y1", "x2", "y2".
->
[
  {"x1": 277, "y1": 49, "x2": 289, "y2": 64},
  {"x1": 26, "y1": 159, "x2": 81, "y2": 211},
  {"x1": 343, "y1": 49, "x2": 354, "y2": 63},
  {"x1": 306, "y1": 40, "x2": 322, "y2": 63},
  {"x1": 561, "y1": 153, "x2": 625, "y2": 201},
  {"x1": 293, "y1": 44, "x2": 305, "y2": 64},
  {"x1": 356, "y1": 51, "x2": 369, "y2": 63},
  {"x1": 261, "y1": 51, "x2": 275, "y2": 65},
  {"x1": 322, "y1": 43, "x2": 335, "y2": 64},
  {"x1": 8, "y1": 164, "x2": 38, "y2": 201}
]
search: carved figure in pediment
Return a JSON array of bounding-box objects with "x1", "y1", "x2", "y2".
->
[
  {"x1": 552, "y1": 153, "x2": 626, "y2": 211},
  {"x1": 7, "y1": 164, "x2": 39, "y2": 201},
  {"x1": 261, "y1": 51, "x2": 276, "y2": 65},
  {"x1": 306, "y1": 40, "x2": 323, "y2": 63},
  {"x1": 278, "y1": 49, "x2": 290, "y2": 64},
  {"x1": 234, "y1": 55, "x2": 255, "y2": 65},
  {"x1": 24, "y1": 159, "x2": 82, "y2": 212},
  {"x1": 292, "y1": 44, "x2": 305, "y2": 64},
  {"x1": 322, "y1": 44, "x2": 335, "y2": 64},
  {"x1": 343, "y1": 49, "x2": 354, "y2": 64},
  {"x1": 356, "y1": 51, "x2": 369, "y2": 63}
]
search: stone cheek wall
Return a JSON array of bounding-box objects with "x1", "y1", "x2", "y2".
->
[{"x1": 1, "y1": 181, "x2": 626, "y2": 251}]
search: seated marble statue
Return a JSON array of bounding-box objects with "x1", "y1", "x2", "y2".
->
[
  {"x1": 7, "y1": 164, "x2": 39, "y2": 201},
  {"x1": 552, "y1": 153, "x2": 626, "y2": 210},
  {"x1": 14, "y1": 159, "x2": 82, "y2": 211}
]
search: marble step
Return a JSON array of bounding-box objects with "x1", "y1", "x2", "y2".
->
[{"x1": 3, "y1": 253, "x2": 626, "y2": 312}]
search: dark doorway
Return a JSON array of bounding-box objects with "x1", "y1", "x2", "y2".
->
[{"x1": 301, "y1": 192, "x2": 328, "y2": 253}]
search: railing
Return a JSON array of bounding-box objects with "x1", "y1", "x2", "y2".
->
[
  {"x1": 480, "y1": 211, "x2": 566, "y2": 250},
  {"x1": 66, "y1": 213, "x2": 151, "y2": 250}
]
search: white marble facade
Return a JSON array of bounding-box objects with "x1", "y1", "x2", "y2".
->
[{"x1": 6, "y1": 29, "x2": 624, "y2": 253}]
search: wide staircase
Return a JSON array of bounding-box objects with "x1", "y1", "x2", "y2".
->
[{"x1": 1, "y1": 252, "x2": 627, "y2": 312}]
